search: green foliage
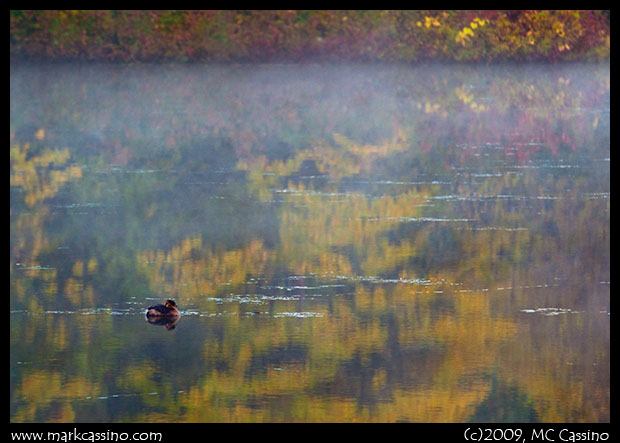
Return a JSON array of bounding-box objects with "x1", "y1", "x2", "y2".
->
[{"x1": 10, "y1": 10, "x2": 610, "y2": 62}]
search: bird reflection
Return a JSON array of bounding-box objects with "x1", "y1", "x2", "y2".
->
[{"x1": 145, "y1": 315, "x2": 180, "y2": 330}]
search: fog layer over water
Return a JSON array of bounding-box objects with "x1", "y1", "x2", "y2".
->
[{"x1": 10, "y1": 62, "x2": 609, "y2": 422}]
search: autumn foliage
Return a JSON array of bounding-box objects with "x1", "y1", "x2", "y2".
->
[{"x1": 10, "y1": 10, "x2": 610, "y2": 62}]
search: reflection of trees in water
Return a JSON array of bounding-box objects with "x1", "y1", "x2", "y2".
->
[
  {"x1": 11, "y1": 148, "x2": 609, "y2": 422},
  {"x1": 10, "y1": 64, "x2": 610, "y2": 170},
  {"x1": 10, "y1": 142, "x2": 82, "y2": 207},
  {"x1": 10, "y1": 64, "x2": 609, "y2": 422}
]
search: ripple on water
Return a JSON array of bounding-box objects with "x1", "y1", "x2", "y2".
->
[
  {"x1": 520, "y1": 307, "x2": 582, "y2": 316},
  {"x1": 272, "y1": 312, "x2": 325, "y2": 318}
]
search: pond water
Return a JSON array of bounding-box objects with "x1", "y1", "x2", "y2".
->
[{"x1": 10, "y1": 62, "x2": 609, "y2": 423}]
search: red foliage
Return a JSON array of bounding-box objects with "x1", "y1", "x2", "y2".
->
[{"x1": 10, "y1": 10, "x2": 610, "y2": 62}]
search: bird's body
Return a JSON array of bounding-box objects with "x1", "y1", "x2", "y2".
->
[{"x1": 145, "y1": 299, "x2": 180, "y2": 317}]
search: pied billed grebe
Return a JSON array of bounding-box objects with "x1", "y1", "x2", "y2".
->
[{"x1": 145, "y1": 299, "x2": 180, "y2": 317}]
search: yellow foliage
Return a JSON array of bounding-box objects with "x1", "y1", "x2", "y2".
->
[
  {"x1": 86, "y1": 257, "x2": 97, "y2": 274},
  {"x1": 455, "y1": 18, "x2": 487, "y2": 46},
  {"x1": 10, "y1": 143, "x2": 82, "y2": 207},
  {"x1": 424, "y1": 16, "x2": 441, "y2": 28}
]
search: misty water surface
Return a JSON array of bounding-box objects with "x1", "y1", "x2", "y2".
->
[{"x1": 10, "y1": 62, "x2": 609, "y2": 422}]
